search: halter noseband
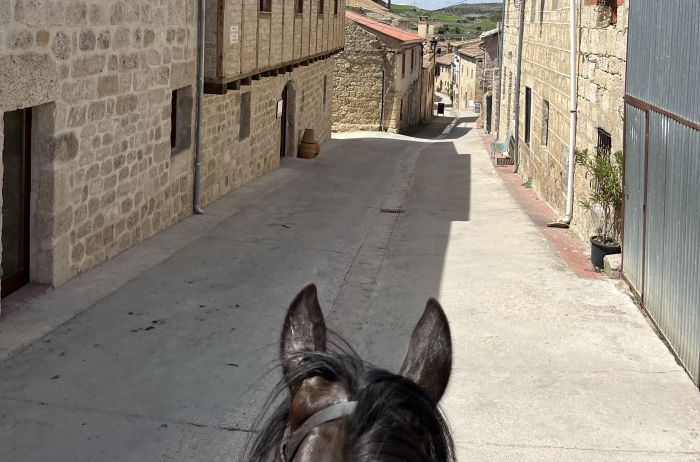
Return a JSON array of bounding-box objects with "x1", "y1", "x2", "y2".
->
[{"x1": 280, "y1": 401, "x2": 357, "y2": 461}]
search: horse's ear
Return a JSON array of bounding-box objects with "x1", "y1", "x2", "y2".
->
[
  {"x1": 280, "y1": 284, "x2": 327, "y2": 376},
  {"x1": 399, "y1": 298, "x2": 452, "y2": 403}
]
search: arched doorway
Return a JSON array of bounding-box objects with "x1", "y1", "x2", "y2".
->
[{"x1": 280, "y1": 82, "x2": 296, "y2": 158}]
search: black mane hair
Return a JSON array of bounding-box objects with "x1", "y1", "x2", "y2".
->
[{"x1": 245, "y1": 335, "x2": 455, "y2": 462}]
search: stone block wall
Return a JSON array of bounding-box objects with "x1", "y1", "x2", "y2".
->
[
  {"x1": 435, "y1": 64, "x2": 452, "y2": 95},
  {"x1": 571, "y1": 1, "x2": 627, "y2": 238},
  {"x1": 201, "y1": 58, "x2": 334, "y2": 205},
  {"x1": 333, "y1": 23, "x2": 423, "y2": 134},
  {"x1": 0, "y1": 0, "x2": 198, "y2": 290},
  {"x1": 515, "y1": 0, "x2": 572, "y2": 221},
  {"x1": 497, "y1": 0, "x2": 628, "y2": 240},
  {"x1": 387, "y1": 45, "x2": 422, "y2": 133},
  {"x1": 456, "y1": 57, "x2": 477, "y2": 110},
  {"x1": 0, "y1": 0, "x2": 338, "y2": 303},
  {"x1": 480, "y1": 34, "x2": 500, "y2": 133},
  {"x1": 333, "y1": 22, "x2": 385, "y2": 131}
]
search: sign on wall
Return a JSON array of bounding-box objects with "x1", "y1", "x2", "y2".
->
[
  {"x1": 230, "y1": 26, "x2": 239, "y2": 44},
  {"x1": 276, "y1": 99, "x2": 284, "y2": 119}
]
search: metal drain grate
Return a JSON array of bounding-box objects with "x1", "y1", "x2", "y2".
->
[{"x1": 381, "y1": 208, "x2": 405, "y2": 214}]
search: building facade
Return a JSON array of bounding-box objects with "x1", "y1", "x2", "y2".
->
[
  {"x1": 497, "y1": 0, "x2": 627, "y2": 239},
  {"x1": 333, "y1": 11, "x2": 424, "y2": 133},
  {"x1": 479, "y1": 29, "x2": 500, "y2": 133},
  {"x1": 454, "y1": 42, "x2": 483, "y2": 111},
  {"x1": 0, "y1": 0, "x2": 344, "y2": 304},
  {"x1": 435, "y1": 53, "x2": 454, "y2": 95}
]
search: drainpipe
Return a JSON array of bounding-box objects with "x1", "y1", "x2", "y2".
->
[
  {"x1": 380, "y1": 58, "x2": 386, "y2": 131},
  {"x1": 563, "y1": 0, "x2": 578, "y2": 223},
  {"x1": 512, "y1": 0, "x2": 526, "y2": 173},
  {"x1": 550, "y1": 0, "x2": 578, "y2": 227},
  {"x1": 192, "y1": 0, "x2": 205, "y2": 215},
  {"x1": 419, "y1": 47, "x2": 423, "y2": 123}
]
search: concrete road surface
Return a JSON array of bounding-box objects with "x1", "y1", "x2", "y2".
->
[{"x1": 0, "y1": 116, "x2": 698, "y2": 461}]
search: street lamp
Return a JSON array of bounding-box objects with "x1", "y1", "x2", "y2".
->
[{"x1": 429, "y1": 36, "x2": 439, "y2": 116}]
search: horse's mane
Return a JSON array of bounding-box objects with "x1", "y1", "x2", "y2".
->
[{"x1": 245, "y1": 334, "x2": 455, "y2": 461}]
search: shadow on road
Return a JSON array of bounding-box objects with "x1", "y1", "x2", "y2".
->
[{"x1": 0, "y1": 128, "x2": 472, "y2": 461}]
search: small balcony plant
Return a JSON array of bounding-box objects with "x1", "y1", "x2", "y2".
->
[{"x1": 574, "y1": 148, "x2": 623, "y2": 269}]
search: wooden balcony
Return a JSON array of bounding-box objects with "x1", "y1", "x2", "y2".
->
[{"x1": 204, "y1": 0, "x2": 346, "y2": 94}]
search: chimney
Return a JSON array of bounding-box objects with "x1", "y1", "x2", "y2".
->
[{"x1": 418, "y1": 16, "x2": 430, "y2": 38}]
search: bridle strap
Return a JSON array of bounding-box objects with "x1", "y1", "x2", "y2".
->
[{"x1": 281, "y1": 401, "x2": 357, "y2": 461}]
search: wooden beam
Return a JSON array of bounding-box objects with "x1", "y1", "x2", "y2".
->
[
  {"x1": 204, "y1": 82, "x2": 227, "y2": 95},
  {"x1": 210, "y1": 46, "x2": 345, "y2": 89},
  {"x1": 227, "y1": 80, "x2": 241, "y2": 91}
]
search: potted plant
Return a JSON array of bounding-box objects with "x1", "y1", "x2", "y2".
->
[{"x1": 574, "y1": 148, "x2": 623, "y2": 269}]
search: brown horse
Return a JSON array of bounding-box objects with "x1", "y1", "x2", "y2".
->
[{"x1": 245, "y1": 284, "x2": 454, "y2": 462}]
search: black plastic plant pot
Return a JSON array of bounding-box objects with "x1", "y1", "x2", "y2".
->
[{"x1": 590, "y1": 236, "x2": 621, "y2": 269}]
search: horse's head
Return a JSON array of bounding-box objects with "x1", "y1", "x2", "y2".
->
[{"x1": 247, "y1": 284, "x2": 454, "y2": 462}]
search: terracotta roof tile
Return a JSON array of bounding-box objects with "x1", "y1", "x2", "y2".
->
[{"x1": 346, "y1": 11, "x2": 424, "y2": 44}]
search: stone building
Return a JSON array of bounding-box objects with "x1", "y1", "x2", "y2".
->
[
  {"x1": 454, "y1": 42, "x2": 483, "y2": 111},
  {"x1": 478, "y1": 29, "x2": 500, "y2": 133},
  {"x1": 417, "y1": 18, "x2": 436, "y2": 123},
  {"x1": 333, "y1": 11, "x2": 424, "y2": 133},
  {"x1": 496, "y1": 0, "x2": 627, "y2": 239},
  {"x1": 0, "y1": 0, "x2": 344, "y2": 303},
  {"x1": 435, "y1": 52, "x2": 454, "y2": 95}
]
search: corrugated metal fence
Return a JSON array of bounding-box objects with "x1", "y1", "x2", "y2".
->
[{"x1": 623, "y1": 0, "x2": 700, "y2": 387}]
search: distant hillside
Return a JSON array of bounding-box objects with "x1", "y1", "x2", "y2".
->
[{"x1": 389, "y1": 2, "x2": 501, "y2": 40}]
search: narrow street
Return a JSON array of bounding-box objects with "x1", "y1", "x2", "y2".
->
[{"x1": 0, "y1": 113, "x2": 698, "y2": 461}]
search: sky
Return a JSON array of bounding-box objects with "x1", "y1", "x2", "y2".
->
[{"x1": 391, "y1": 0, "x2": 502, "y2": 11}]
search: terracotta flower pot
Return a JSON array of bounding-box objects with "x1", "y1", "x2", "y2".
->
[{"x1": 298, "y1": 129, "x2": 319, "y2": 159}]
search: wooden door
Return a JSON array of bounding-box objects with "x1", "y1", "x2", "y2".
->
[
  {"x1": 280, "y1": 86, "x2": 288, "y2": 158},
  {"x1": 1, "y1": 108, "x2": 31, "y2": 298}
]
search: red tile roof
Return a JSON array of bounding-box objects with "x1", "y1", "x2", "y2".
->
[{"x1": 346, "y1": 11, "x2": 423, "y2": 44}]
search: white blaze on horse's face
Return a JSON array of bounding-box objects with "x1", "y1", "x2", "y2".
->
[{"x1": 275, "y1": 284, "x2": 453, "y2": 462}]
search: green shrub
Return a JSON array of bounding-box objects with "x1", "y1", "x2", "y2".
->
[{"x1": 574, "y1": 148, "x2": 623, "y2": 244}]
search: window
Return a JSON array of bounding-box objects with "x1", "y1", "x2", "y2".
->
[
  {"x1": 259, "y1": 0, "x2": 271, "y2": 12},
  {"x1": 401, "y1": 52, "x2": 406, "y2": 78},
  {"x1": 295, "y1": 0, "x2": 303, "y2": 14},
  {"x1": 323, "y1": 75, "x2": 328, "y2": 107},
  {"x1": 170, "y1": 90, "x2": 177, "y2": 149},
  {"x1": 171, "y1": 86, "x2": 193, "y2": 154},
  {"x1": 524, "y1": 86, "x2": 532, "y2": 145},
  {"x1": 599, "y1": 0, "x2": 618, "y2": 25},
  {"x1": 541, "y1": 100, "x2": 549, "y2": 146},
  {"x1": 594, "y1": 128, "x2": 612, "y2": 192},
  {"x1": 506, "y1": 71, "x2": 513, "y2": 124},
  {"x1": 597, "y1": 128, "x2": 612, "y2": 158},
  {"x1": 318, "y1": 0, "x2": 324, "y2": 14},
  {"x1": 240, "y1": 92, "x2": 251, "y2": 141},
  {"x1": 334, "y1": 0, "x2": 339, "y2": 15}
]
